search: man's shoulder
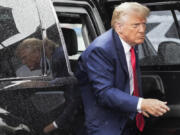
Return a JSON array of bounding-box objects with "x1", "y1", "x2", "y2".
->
[
  {"x1": 83, "y1": 29, "x2": 115, "y2": 56},
  {"x1": 94, "y1": 28, "x2": 114, "y2": 47}
]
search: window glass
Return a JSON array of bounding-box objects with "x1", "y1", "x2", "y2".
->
[
  {"x1": 58, "y1": 12, "x2": 96, "y2": 48},
  {"x1": 0, "y1": 0, "x2": 42, "y2": 78},
  {"x1": 57, "y1": 11, "x2": 96, "y2": 72},
  {"x1": 35, "y1": 0, "x2": 69, "y2": 77},
  {"x1": 61, "y1": 23, "x2": 86, "y2": 53},
  {"x1": 139, "y1": 10, "x2": 180, "y2": 66}
]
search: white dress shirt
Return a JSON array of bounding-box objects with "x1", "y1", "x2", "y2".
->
[
  {"x1": 53, "y1": 121, "x2": 58, "y2": 128},
  {"x1": 120, "y1": 37, "x2": 142, "y2": 112}
]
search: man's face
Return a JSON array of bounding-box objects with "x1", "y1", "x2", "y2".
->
[
  {"x1": 19, "y1": 48, "x2": 41, "y2": 71},
  {"x1": 117, "y1": 13, "x2": 147, "y2": 46}
]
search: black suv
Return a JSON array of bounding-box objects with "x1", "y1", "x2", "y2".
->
[
  {"x1": 0, "y1": 0, "x2": 104, "y2": 135},
  {"x1": 53, "y1": 0, "x2": 180, "y2": 135},
  {"x1": 0, "y1": 0, "x2": 180, "y2": 135}
]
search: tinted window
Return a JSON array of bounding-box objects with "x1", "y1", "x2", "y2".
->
[
  {"x1": 0, "y1": 0, "x2": 70, "y2": 79},
  {"x1": 59, "y1": 13, "x2": 89, "y2": 58},
  {"x1": 0, "y1": 0, "x2": 42, "y2": 78},
  {"x1": 36, "y1": 0, "x2": 70, "y2": 77},
  {"x1": 55, "y1": 6, "x2": 100, "y2": 72},
  {"x1": 139, "y1": 10, "x2": 180, "y2": 66}
]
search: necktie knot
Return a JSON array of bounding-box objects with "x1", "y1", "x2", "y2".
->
[{"x1": 130, "y1": 47, "x2": 134, "y2": 53}]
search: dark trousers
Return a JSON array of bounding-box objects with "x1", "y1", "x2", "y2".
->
[{"x1": 122, "y1": 119, "x2": 142, "y2": 135}]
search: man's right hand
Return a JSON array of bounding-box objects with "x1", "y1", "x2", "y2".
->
[
  {"x1": 141, "y1": 99, "x2": 170, "y2": 117},
  {"x1": 43, "y1": 123, "x2": 56, "y2": 134}
]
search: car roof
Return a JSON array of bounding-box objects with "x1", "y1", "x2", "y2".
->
[
  {"x1": 104, "y1": 0, "x2": 180, "y2": 3},
  {"x1": 88, "y1": 0, "x2": 180, "y2": 29},
  {"x1": 95, "y1": 0, "x2": 180, "y2": 9}
]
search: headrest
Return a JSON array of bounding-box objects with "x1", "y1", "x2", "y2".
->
[
  {"x1": 158, "y1": 41, "x2": 180, "y2": 64},
  {"x1": 61, "y1": 28, "x2": 78, "y2": 56}
]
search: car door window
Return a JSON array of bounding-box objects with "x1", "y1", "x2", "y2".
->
[
  {"x1": 139, "y1": 10, "x2": 180, "y2": 66},
  {"x1": 0, "y1": 0, "x2": 43, "y2": 78},
  {"x1": 59, "y1": 13, "x2": 90, "y2": 58},
  {"x1": 35, "y1": 0, "x2": 70, "y2": 78},
  {"x1": 57, "y1": 8, "x2": 97, "y2": 48},
  {"x1": 58, "y1": 12, "x2": 93, "y2": 72},
  {"x1": 54, "y1": 3, "x2": 105, "y2": 72}
]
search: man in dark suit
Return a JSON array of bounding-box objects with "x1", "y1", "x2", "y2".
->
[
  {"x1": 16, "y1": 38, "x2": 68, "y2": 77},
  {"x1": 76, "y1": 2, "x2": 170, "y2": 135}
]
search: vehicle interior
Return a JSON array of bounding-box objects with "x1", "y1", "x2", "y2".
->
[
  {"x1": 61, "y1": 27, "x2": 78, "y2": 72},
  {"x1": 56, "y1": 7, "x2": 100, "y2": 73}
]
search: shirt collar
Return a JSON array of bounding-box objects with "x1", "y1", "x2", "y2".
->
[{"x1": 119, "y1": 36, "x2": 132, "y2": 54}]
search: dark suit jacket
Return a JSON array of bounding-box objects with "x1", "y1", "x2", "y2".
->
[
  {"x1": 76, "y1": 28, "x2": 142, "y2": 135},
  {"x1": 51, "y1": 46, "x2": 69, "y2": 78}
]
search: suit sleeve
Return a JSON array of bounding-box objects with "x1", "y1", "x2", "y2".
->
[
  {"x1": 84, "y1": 47, "x2": 139, "y2": 113},
  {"x1": 54, "y1": 84, "x2": 82, "y2": 129}
]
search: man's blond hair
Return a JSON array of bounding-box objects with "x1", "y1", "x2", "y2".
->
[
  {"x1": 111, "y1": 2, "x2": 150, "y2": 28},
  {"x1": 16, "y1": 38, "x2": 57, "y2": 58}
]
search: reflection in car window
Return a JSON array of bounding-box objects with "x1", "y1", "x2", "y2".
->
[
  {"x1": 146, "y1": 11, "x2": 180, "y2": 51},
  {"x1": 166, "y1": 10, "x2": 180, "y2": 39},
  {"x1": 0, "y1": 0, "x2": 69, "y2": 78},
  {"x1": 139, "y1": 10, "x2": 180, "y2": 66},
  {"x1": 0, "y1": 0, "x2": 42, "y2": 78},
  {"x1": 36, "y1": 0, "x2": 70, "y2": 77}
]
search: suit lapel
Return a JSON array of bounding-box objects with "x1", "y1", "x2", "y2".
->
[
  {"x1": 112, "y1": 29, "x2": 129, "y2": 76},
  {"x1": 111, "y1": 29, "x2": 143, "y2": 97}
]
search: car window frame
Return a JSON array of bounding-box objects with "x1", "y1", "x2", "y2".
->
[
  {"x1": 36, "y1": 0, "x2": 74, "y2": 76},
  {"x1": 52, "y1": 0, "x2": 106, "y2": 70},
  {"x1": 140, "y1": 2, "x2": 180, "y2": 67},
  {"x1": 53, "y1": 0, "x2": 105, "y2": 36}
]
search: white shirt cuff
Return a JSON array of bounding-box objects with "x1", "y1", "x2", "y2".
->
[
  {"x1": 137, "y1": 97, "x2": 143, "y2": 113},
  {"x1": 53, "y1": 121, "x2": 58, "y2": 128}
]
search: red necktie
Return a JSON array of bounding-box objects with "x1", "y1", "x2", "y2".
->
[{"x1": 130, "y1": 47, "x2": 145, "y2": 132}]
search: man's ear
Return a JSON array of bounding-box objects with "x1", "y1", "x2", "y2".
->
[{"x1": 114, "y1": 22, "x2": 123, "y2": 34}]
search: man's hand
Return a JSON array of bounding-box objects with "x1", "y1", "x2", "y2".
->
[
  {"x1": 43, "y1": 123, "x2": 56, "y2": 134},
  {"x1": 141, "y1": 99, "x2": 170, "y2": 117}
]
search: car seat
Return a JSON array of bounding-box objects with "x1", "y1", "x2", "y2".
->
[
  {"x1": 158, "y1": 41, "x2": 180, "y2": 65},
  {"x1": 61, "y1": 27, "x2": 78, "y2": 72}
]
